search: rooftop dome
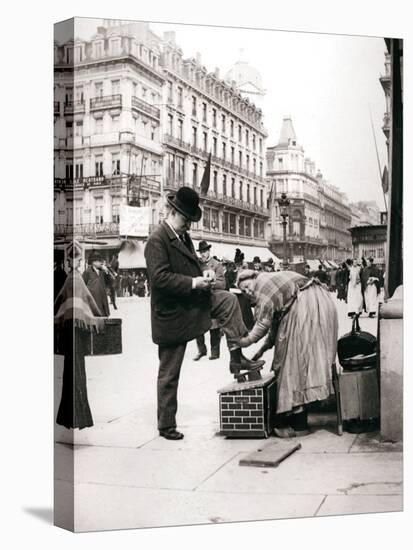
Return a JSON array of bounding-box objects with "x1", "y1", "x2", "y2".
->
[{"x1": 225, "y1": 49, "x2": 265, "y2": 96}]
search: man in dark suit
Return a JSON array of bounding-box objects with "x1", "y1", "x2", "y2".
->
[
  {"x1": 145, "y1": 186, "x2": 264, "y2": 440},
  {"x1": 82, "y1": 252, "x2": 111, "y2": 317}
]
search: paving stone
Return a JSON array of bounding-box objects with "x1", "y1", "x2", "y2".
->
[
  {"x1": 70, "y1": 446, "x2": 239, "y2": 491},
  {"x1": 351, "y1": 431, "x2": 403, "y2": 453},
  {"x1": 317, "y1": 494, "x2": 403, "y2": 516},
  {"x1": 73, "y1": 483, "x2": 324, "y2": 532},
  {"x1": 197, "y1": 452, "x2": 403, "y2": 496}
]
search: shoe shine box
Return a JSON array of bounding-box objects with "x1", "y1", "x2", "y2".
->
[{"x1": 218, "y1": 373, "x2": 277, "y2": 438}]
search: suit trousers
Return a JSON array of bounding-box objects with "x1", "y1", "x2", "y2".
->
[{"x1": 156, "y1": 290, "x2": 248, "y2": 430}]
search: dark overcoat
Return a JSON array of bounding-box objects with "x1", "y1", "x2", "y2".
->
[
  {"x1": 144, "y1": 222, "x2": 211, "y2": 346},
  {"x1": 82, "y1": 266, "x2": 110, "y2": 317}
]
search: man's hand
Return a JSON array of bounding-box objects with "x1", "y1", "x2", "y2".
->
[{"x1": 193, "y1": 276, "x2": 212, "y2": 290}]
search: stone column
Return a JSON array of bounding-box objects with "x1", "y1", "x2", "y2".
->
[{"x1": 379, "y1": 285, "x2": 403, "y2": 441}]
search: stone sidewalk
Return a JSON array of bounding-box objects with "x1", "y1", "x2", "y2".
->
[{"x1": 54, "y1": 294, "x2": 403, "y2": 532}]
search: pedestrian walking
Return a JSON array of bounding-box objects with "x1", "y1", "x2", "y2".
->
[
  {"x1": 237, "y1": 269, "x2": 338, "y2": 438},
  {"x1": 193, "y1": 240, "x2": 225, "y2": 361},
  {"x1": 363, "y1": 257, "x2": 382, "y2": 317},
  {"x1": 83, "y1": 252, "x2": 111, "y2": 317},
  {"x1": 144, "y1": 186, "x2": 264, "y2": 441},
  {"x1": 313, "y1": 264, "x2": 328, "y2": 285},
  {"x1": 103, "y1": 260, "x2": 118, "y2": 310},
  {"x1": 346, "y1": 259, "x2": 363, "y2": 317},
  {"x1": 336, "y1": 262, "x2": 349, "y2": 301}
]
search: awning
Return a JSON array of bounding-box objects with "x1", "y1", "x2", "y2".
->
[
  {"x1": 191, "y1": 239, "x2": 280, "y2": 264},
  {"x1": 118, "y1": 240, "x2": 146, "y2": 269}
]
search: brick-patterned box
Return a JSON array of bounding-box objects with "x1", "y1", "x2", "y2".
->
[{"x1": 218, "y1": 373, "x2": 277, "y2": 438}]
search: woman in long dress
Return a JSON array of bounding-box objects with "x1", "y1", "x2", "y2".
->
[
  {"x1": 346, "y1": 259, "x2": 363, "y2": 317},
  {"x1": 237, "y1": 269, "x2": 338, "y2": 437},
  {"x1": 54, "y1": 256, "x2": 105, "y2": 430}
]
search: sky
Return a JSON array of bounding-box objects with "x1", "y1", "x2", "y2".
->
[{"x1": 70, "y1": 17, "x2": 388, "y2": 210}]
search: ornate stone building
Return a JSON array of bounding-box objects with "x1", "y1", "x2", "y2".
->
[
  {"x1": 266, "y1": 117, "x2": 352, "y2": 266},
  {"x1": 54, "y1": 21, "x2": 165, "y2": 260},
  {"x1": 160, "y1": 32, "x2": 271, "y2": 261}
]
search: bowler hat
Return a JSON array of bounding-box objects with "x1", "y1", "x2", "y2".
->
[
  {"x1": 253, "y1": 256, "x2": 261, "y2": 263},
  {"x1": 167, "y1": 186, "x2": 202, "y2": 222},
  {"x1": 89, "y1": 251, "x2": 103, "y2": 263},
  {"x1": 197, "y1": 240, "x2": 211, "y2": 252}
]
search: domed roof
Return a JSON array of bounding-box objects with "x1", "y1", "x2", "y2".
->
[{"x1": 225, "y1": 50, "x2": 265, "y2": 95}]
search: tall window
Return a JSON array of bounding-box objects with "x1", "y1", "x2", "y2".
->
[
  {"x1": 167, "y1": 153, "x2": 175, "y2": 181},
  {"x1": 239, "y1": 181, "x2": 243, "y2": 200},
  {"x1": 212, "y1": 108, "x2": 217, "y2": 128},
  {"x1": 111, "y1": 115, "x2": 119, "y2": 132},
  {"x1": 245, "y1": 129, "x2": 249, "y2": 147},
  {"x1": 246, "y1": 154, "x2": 250, "y2": 172},
  {"x1": 238, "y1": 151, "x2": 242, "y2": 167},
  {"x1": 230, "y1": 119, "x2": 234, "y2": 137},
  {"x1": 239, "y1": 216, "x2": 245, "y2": 236},
  {"x1": 111, "y1": 79, "x2": 120, "y2": 95},
  {"x1": 75, "y1": 161, "x2": 83, "y2": 180},
  {"x1": 191, "y1": 96, "x2": 197, "y2": 117},
  {"x1": 213, "y1": 171, "x2": 218, "y2": 193},
  {"x1": 245, "y1": 217, "x2": 251, "y2": 237},
  {"x1": 95, "y1": 202, "x2": 104, "y2": 224},
  {"x1": 95, "y1": 156, "x2": 103, "y2": 176},
  {"x1": 177, "y1": 86, "x2": 183, "y2": 107},
  {"x1": 203, "y1": 207, "x2": 210, "y2": 230},
  {"x1": 192, "y1": 126, "x2": 197, "y2": 147},
  {"x1": 221, "y1": 114, "x2": 226, "y2": 133},
  {"x1": 238, "y1": 125, "x2": 242, "y2": 141},
  {"x1": 231, "y1": 178, "x2": 235, "y2": 198},
  {"x1": 260, "y1": 161, "x2": 263, "y2": 177},
  {"x1": 259, "y1": 138, "x2": 263, "y2": 153},
  {"x1": 229, "y1": 213, "x2": 236, "y2": 234},
  {"x1": 213, "y1": 137, "x2": 217, "y2": 156},
  {"x1": 222, "y1": 142, "x2": 226, "y2": 159},
  {"x1": 231, "y1": 146, "x2": 235, "y2": 164},
  {"x1": 223, "y1": 212, "x2": 229, "y2": 233},
  {"x1": 253, "y1": 187, "x2": 257, "y2": 204},
  {"x1": 95, "y1": 117, "x2": 103, "y2": 134},
  {"x1": 65, "y1": 161, "x2": 73, "y2": 180},
  {"x1": 202, "y1": 102, "x2": 207, "y2": 122},
  {"x1": 75, "y1": 120, "x2": 83, "y2": 137},
  {"x1": 203, "y1": 131, "x2": 207, "y2": 151},
  {"x1": 192, "y1": 163, "x2": 198, "y2": 186},
  {"x1": 167, "y1": 114, "x2": 173, "y2": 135},
  {"x1": 252, "y1": 134, "x2": 256, "y2": 150},
  {"x1": 167, "y1": 81, "x2": 173, "y2": 102},
  {"x1": 112, "y1": 154, "x2": 120, "y2": 175},
  {"x1": 178, "y1": 119, "x2": 183, "y2": 140},
  {"x1": 260, "y1": 189, "x2": 264, "y2": 206},
  {"x1": 176, "y1": 156, "x2": 185, "y2": 182},
  {"x1": 94, "y1": 82, "x2": 103, "y2": 97},
  {"x1": 65, "y1": 121, "x2": 73, "y2": 138},
  {"x1": 112, "y1": 200, "x2": 120, "y2": 223},
  {"x1": 75, "y1": 86, "x2": 84, "y2": 103},
  {"x1": 247, "y1": 184, "x2": 250, "y2": 202},
  {"x1": 222, "y1": 174, "x2": 227, "y2": 196},
  {"x1": 253, "y1": 158, "x2": 257, "y2": 174}
]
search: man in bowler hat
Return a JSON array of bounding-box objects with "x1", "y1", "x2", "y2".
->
[
  {"x1": 194, "y1": 240, "x2": 225, "y2": 361},
  {"x1": 83, "y1": 251, "x2": 111, "y2": 317},
  {"x1": 144, "y1": 186, "x2": 265, "y2": 440}
]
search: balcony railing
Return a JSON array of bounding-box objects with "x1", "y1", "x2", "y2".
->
[
  {"x1": 54, "y1": 222, "x2": 120, "y2": 238},
  {"x1": 64, "y1": 100, "x2": 85, "y2": 114},
  {"x1": 90, "y1": 94, "x2": 122, "y2": 110},
  {"x1": 164, "y1": 180, "x2": 269, "y2": 216},
  {"x1": 164, "y1": 134, "x2": 191, "y2": 153},
  {"x1": 131, "y1": 96, "x2": 160, "y2": 119},
  {"x1": 54, "y1": 174, "x2": 161, "y2": 193}
]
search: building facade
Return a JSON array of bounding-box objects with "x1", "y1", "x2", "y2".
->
[
  {"x1": 54, "y1": 22, "x2": 165, "y2": 259},
  {"x1": 349, "y1": 225, "x2": 387, "y2": 269},
  {"x1": 54, "y1": 22, "x2": 273, "y2": 265},
  {"x1": 266, "y1": 117, "x2": 352, "y2": 265},
  {"x1": 160, "y1": 32, "x2": 271, "y2": 261}
]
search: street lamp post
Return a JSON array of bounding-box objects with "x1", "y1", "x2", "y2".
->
[{"x1": 278, "y1": 193, "x2": 290, "y2": 270}]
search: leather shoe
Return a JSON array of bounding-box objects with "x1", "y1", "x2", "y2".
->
[
  {"x1": 230, "y1": 357, "x2": 265, "y2": 374},
  {"x1": 159, "y1": 428, "x2": 184, "y2": 440},
  {"x1": 193, "y1": 349, "x2": 207, "y2": 361},
  {"x1": 209, "y1": 351, "x2": 220, "y2": 360}
]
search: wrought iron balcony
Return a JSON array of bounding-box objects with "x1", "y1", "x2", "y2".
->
[
  {"x1": 54, "y1": 222, "x2": 120, "y2": 238},
  {"x1": 131, "y1": 96, "x2": 160, "y2": 119},
  {"x1": 64, "y1": 100, "x2": 85, "y2": 114},
  {"x1": 164, "y1": 134, "x2": 191, "y2": 153},
  {"x1": 90, "y1": 94, "x2": 122, "y2": 111}
]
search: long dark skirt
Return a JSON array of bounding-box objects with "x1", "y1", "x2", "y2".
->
[{"x1": 56, "y1": 325, "x2": 93, "y2": 430}]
